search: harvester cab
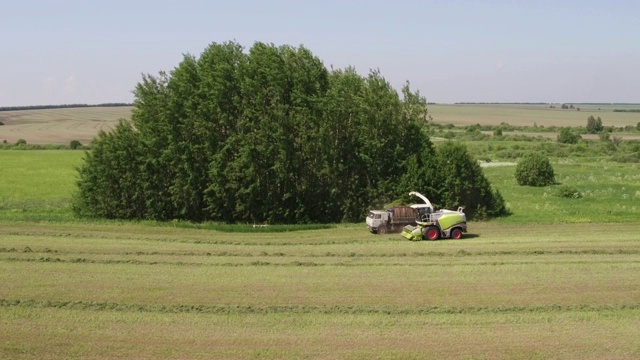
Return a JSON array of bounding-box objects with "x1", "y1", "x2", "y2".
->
[{"x1": 400, "y1": 192, "x2": 467, "y2": 241}]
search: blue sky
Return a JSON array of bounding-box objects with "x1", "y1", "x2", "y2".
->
[{"x1": 2, "y1": 0, "x2": 638, "y2": 106}]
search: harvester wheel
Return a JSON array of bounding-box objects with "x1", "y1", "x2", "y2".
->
[
  {"x1": 425, "y1": 226, "x2": 440, "y2": 241},
  {"x1": 378, "y1": 225, "x2": 387, "y2": 235},
  {"x1": 451, "y1": 228, "x2": 463, "y2": 240}
]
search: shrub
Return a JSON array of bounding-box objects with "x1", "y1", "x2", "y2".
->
[
  {"x1": 515, "y1": 153, "x2": 556, "y2": 186},
  {"x1": 69, "y1": 140, "x2": 83, "y2": 149},
  {"x1": 0, "y1": 121, "x2": 4, "y2": 126},
  {"x1": 554, "y1": 185, "x2": 582, "y2": 199},
  {"x1": 15, "y1": 139, "x2": 27, "y2": 146},
  {"x1": 557, "y1": 128, "x2": 580, "y2": 144}
]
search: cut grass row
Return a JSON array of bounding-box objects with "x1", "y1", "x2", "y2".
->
[{"x1": 2, "y1": 307, "x2": 638, "y2": 359}]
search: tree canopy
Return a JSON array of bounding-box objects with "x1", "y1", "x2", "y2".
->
[{"x1": 73, "y1": 41, "x2": 507, "y2": 223}]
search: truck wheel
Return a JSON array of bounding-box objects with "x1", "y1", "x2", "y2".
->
[
  {"x1": 424, "y1": 226, "x2": 439, "y2": 241},
  {"x1": 451, "y1": 228, "x2": 462, "y2": 240},
  {"x1": 378, "y1": 225, "x2": 387, "y2": 235}
]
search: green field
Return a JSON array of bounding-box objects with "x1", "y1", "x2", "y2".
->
[{"x1": 1, "y1": 104, "x2": 640, "y2": 358}]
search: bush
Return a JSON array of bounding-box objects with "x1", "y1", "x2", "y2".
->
[
  {"x1": 15, "y1": 139, "x2": 27, "y2": 146},
  {"x1": 515, "y1": 153, "x2": 556, "y2": 186},
  {"x1": 557, "y1": 128, "x2": 580, "y2": 144},
  {"x1": 554, "y1": 185, "x2": 582, "y2": 199},
  {"x1": 0, "y1": 121, "x2": 4, "y2": 126},
  {"x1": 69, "y1": 140, "x2": 83, "y2": 150}
]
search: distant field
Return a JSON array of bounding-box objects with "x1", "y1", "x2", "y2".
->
[
  {"x1": 0, "y1": 104, "x2": 638, "y2": 145},
  {"x1": 429, "y1": 104, "x2": 640, "y2": 127},
  {"x1": 0, "y1": 106, "x2": 131, "y2": 145}
]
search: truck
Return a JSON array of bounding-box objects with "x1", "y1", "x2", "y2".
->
[
  {"x1": 366, "y1": 206, "x2": 417, "y2": 234},
  {"x1": 365, "y1": 192, "x2": 434, "y2": 234}
]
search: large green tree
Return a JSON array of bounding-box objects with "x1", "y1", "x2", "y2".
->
[{"x1": 74, "y1": 41, "x2": 507, "y2": 223}]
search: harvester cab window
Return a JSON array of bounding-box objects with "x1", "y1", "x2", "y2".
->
[{"x1": 416, "y1": 207, "x2": 432, "y2": 222}]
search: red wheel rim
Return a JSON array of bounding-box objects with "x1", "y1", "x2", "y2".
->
[
  {"x1": 452, "y1": 230, "x2": 461, "y2": 239},
  {"x1": 427, "y1": 229, "x2": 438, "y2": 240}
]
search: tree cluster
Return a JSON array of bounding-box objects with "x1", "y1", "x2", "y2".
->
[
  {"x1": 586, "y1": 115, "x2": 603, "y2": 133},
  {"x1": 73, "y1": 41, "x2": 507, "y2": 223}
]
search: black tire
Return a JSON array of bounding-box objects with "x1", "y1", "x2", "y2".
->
[
  {"x1": 424, "y1": 226, "x2": 440, "y2": 241},
  {"x1": 378, "y1": 225, "x2": 387, "y2": 235},
  {"x1": 451, "y1": 228, "x2": 463, "y2": 240}
]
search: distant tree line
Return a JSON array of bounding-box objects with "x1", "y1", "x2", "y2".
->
[
  {"x1": 0, "y1": 103, "x2": 132, "y2": 112},
  {"x1": 73, "y1": 41, "x2": 507, "y2": 224}
]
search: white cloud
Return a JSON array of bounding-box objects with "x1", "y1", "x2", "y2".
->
[{"x1": 497, "y1": 60, "x2": 507, "y2": 70}]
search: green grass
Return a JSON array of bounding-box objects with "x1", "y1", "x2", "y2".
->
[
  {"x1": 484, "y1": 160, "x2": 640, "y2": 224},
  {"x1": 0, "y1": 150, "x2": 82, "y2": 221},
  {"x1": 0, "y1": 150, "x2": 82, "y2": 206}
]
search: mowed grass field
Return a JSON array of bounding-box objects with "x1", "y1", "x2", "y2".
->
[
  {"x1": 0, "y1": 106, "x2": 131, "y2": 145},
  {"x1": 1, "y1": 150, "x2": 640, "y2": 358},
  {"x1": 1, "y1": 222, "x2": 640, "y2": 359}
]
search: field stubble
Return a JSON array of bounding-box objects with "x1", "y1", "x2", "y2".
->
[{"x1": 1, "y1": 221, "x2": 640, "y2": 359}]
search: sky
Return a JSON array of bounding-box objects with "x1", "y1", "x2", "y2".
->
[{"x1": 2, "y1": 0, "x2": 639, "y2": 106}]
